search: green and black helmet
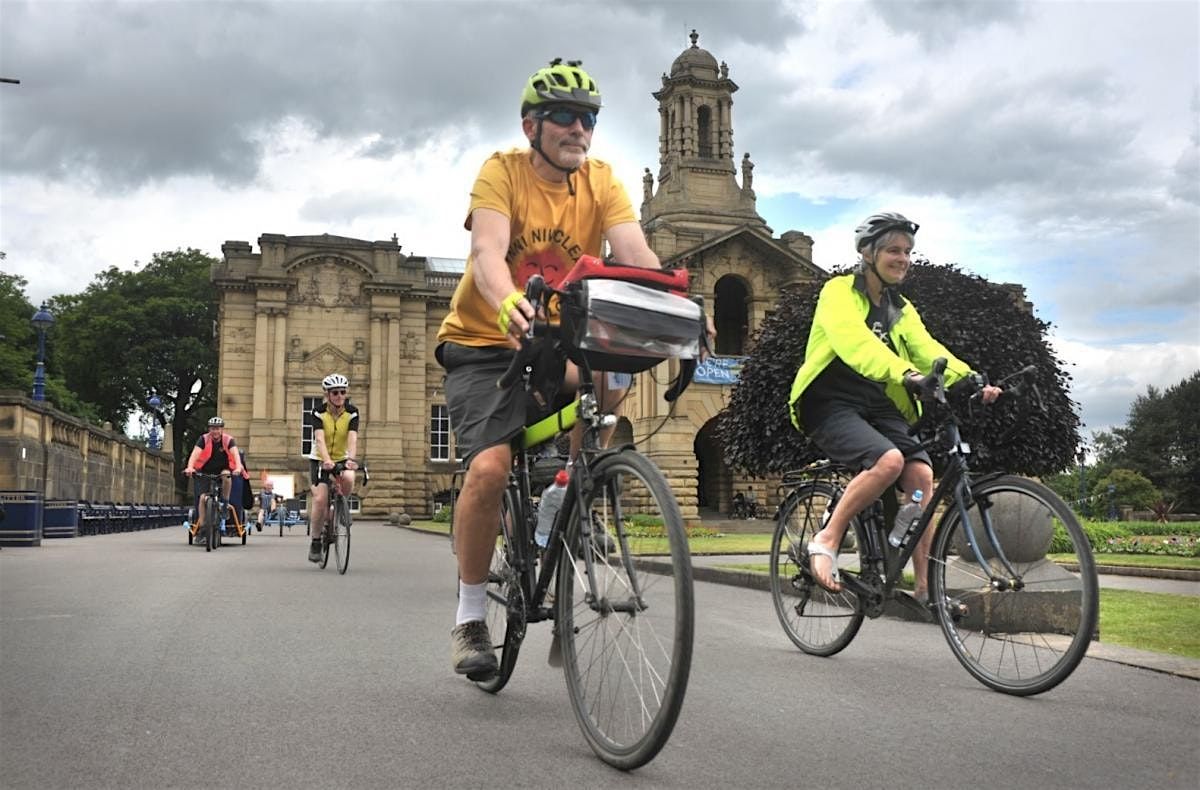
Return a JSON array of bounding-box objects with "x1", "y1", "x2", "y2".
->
[{"x1": 520, "y1": 58, "x2": 602, "y2": 116}]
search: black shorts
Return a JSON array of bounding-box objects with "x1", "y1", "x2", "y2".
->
[{"x1": 807, "y1": 405, "x2": 931, "y2": 473}]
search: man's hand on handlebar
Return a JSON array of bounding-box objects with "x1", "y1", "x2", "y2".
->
[{"x1": 979, "y1": 384, "x2": 1002, "y2": 404}]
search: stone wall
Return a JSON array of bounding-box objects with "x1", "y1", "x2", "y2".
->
[{"x1": 0, "y1": 392, "x2": 176, "y2": 504}]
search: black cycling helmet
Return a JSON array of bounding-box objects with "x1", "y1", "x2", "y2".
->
[{"x1": 208, "y1": 416, "x2": 224, "y2": 428}]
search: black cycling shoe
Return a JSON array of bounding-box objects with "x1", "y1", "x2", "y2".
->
[{"x1": 307, "y1": 540, "x2": 322, "y2": 563}]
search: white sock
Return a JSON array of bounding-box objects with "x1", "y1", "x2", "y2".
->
[{"x1": 456, "y1": 580, "x2": 487, "y2": 626}]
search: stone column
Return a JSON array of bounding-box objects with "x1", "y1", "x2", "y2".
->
[
  {"x1": 253, "y1": 310, "x2": 270, "y2": 420},
  {"x1": 272, "y1": 312, "x2": 286, "y2": 420}
]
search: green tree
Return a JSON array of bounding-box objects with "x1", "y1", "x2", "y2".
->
[
  {"x1": 0, "y1": 270, "x2": 101, "y2": 420},
  {"x1": 1093, "y1": 468, "x2": 1159, "y2": 512},
  {"x1": 52, "y1": 249, "x2": 220, "y2": 489},
  {"x1": 1111, "y1": 373, "x2": 1200, "y2": 512},
  {"x1": 717, "y1": 262, "x2": 1081, "y2": 477},
  {"x1": 0, "y1": 270, "x2": 36, "y2": 393}
]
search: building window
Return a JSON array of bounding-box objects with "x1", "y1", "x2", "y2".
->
[
  {"x1": 431, "y1": 404, "x2": 450, "y2": 461},
  {"x1": 697, "y1": 105, "x2": 712, "y2": 159},
  {"x1": 301, "y1": 396, "x2": 321, "y2": 456}
]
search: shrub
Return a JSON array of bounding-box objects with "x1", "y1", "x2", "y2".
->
[{"x1": 1092, "y1": 468, "x2": 1159, "y2": 511}]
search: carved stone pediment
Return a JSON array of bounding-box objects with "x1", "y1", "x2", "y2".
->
[
  {"x1": 289, "y1": 256, "x2": 369, "y2": 308},
  {"x1": 301, "y1": 342, "x2": 353, "y2": 377}
]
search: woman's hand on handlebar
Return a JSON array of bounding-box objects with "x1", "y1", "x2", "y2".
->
[{"x1": 979, "y1": 384, "x2": 1002, "y2": 404}]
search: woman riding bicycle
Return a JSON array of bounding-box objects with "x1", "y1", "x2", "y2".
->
[
  {"x1": 787, "y1": 212, "x2": 1000, "y2": 601},
  {"x1": 307, "y1": 373, "x2": 359, "y2": 563}
]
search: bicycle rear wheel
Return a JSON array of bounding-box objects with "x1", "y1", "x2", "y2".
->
[
  {"x1": 556, "y1": 449, "x2": 693, "y2": 770},
  {"x1": 475, "y1": 488, "x2": 525, "y2": 694},
  {"x1": 333, "y1": 499, "x2": 351, "y2": 574},
  {"x1": 929, "y1": 474, "x2": 1099, "y2": 696},
  {"x1": 769, "y1": 482, "x2": 865, "y2": 656}
]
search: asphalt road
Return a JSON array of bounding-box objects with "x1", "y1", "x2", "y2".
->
[{"x1": 2, "y1": 524, "x2": 1198, "y2": 789}]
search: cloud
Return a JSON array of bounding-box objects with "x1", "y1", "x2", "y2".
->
[{"x1": 869, "y1": 0, "x2": 1027, "y2": 49}]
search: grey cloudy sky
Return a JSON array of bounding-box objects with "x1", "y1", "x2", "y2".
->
[{"x1": 2, "y1": 0, "x2": 1197, "y2": 443}]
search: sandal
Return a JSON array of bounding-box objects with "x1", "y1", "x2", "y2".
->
[{"x1": 806, "y1": 541, "x2": 842, "y2": 593}]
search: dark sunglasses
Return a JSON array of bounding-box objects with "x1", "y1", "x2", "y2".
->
[
  {"x1": 534, "y1": 107, "x2": 597, "y2": 130},
  {"x1": 327, "y1": 389, "x2": 347, "y2": 396}
]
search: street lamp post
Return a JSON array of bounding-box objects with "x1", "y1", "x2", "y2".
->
[
  {"x1": 147, "y1": 396, "x2": 163, "y2": 450},
  {"x1": 31, "y1": 303, "x2": 54, "y2": 402}
]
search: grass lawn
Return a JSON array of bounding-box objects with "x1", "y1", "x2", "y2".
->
[{"x1": 1099, "y1": 589, "x2": 1200, "y2": 659}]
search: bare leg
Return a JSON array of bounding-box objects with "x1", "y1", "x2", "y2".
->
[
  {"x1": 568, "y1": 371, "x2": 627, "y2": 459},
  {"x1": 898, "y1": 460, "x2": 935, "y2": 596},
  {"x1": 455, "y1": 443, "x2": 512, "y2": 584},
  {"x1": 809, "y1": 449, "x2": 905, "y2": 591},
  {"x1": 310, "y1": 483, "x2": 329, "y2": 540}
]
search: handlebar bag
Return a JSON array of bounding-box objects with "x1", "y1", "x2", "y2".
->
[{"x1": 559, "y1": 277, "x2": 703, "y2": 374}]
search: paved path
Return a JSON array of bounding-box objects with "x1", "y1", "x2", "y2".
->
[{"x1": 2, "y1": 524, "x2": 1199, "y2": 789}]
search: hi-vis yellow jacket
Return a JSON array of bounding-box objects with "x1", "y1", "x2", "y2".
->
[{"x1": 788, "y1": 272, "x2": 973, "y2": 431}]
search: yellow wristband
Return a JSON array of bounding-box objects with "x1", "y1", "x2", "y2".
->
[{"x1": 497, "y1": 291, "x2": 524, "y2": 334}]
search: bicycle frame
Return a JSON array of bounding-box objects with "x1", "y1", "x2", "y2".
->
[
  {"x1": 502, "y1": 374, "x2": 630, "y2": 625},
  {"x1": 818, "y1": 380, "x2": 1032, "y2": 608}
]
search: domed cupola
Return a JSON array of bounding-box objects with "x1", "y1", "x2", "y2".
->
[
  {"x1": 643, "y1": 30, "x2": 765, "y2": 231},
  {"x1": 670, "y1": 30, "x2": 720, "y2": 80}
]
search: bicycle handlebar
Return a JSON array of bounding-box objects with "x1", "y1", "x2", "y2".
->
[{"x1": 495, "y1": 273, "x2": 710, "y2": 405}]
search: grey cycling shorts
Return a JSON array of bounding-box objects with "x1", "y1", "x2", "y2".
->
[
  {"x1": 807, "y1": 406, "x2": 931, "y2": 473},
  {"x1": 437, "y1": 342, "x2": 531, "y2": 466}
]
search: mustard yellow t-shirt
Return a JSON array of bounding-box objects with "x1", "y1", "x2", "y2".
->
[{"x1": 437, "y1": 148, "x2": 638, "y2": 348}]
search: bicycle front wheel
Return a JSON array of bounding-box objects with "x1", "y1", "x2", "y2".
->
[
  {"x1": 556, "y1": 449, "x2": 693, "y2": 770},
  {"x1": 930, "y1": 474, "x2": 1099, "y2": 696},
  {"x1": 333, "y1": 499, "x2": 351, "y2": 574},
  {"x1": 475, "y1": 487, "x2": 525, "y2": 694},
  {"x1": 205, "y1": 499, "x2": 219, "y2": 553},
  {"x1": 769, "y1": 482, "x2": 865, "y2": 656}
]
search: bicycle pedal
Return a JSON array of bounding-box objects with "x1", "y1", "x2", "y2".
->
[{"x1": 891, "y1": 591, "x2": 934, "y2": 623}]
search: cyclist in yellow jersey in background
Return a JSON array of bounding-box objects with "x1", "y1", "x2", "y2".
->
[{"x1": 306, "y1": 373, "x2": 359, "y2": 563}]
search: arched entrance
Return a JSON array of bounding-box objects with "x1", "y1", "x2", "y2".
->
[{"x1": 693, "y1": 417, "x2": 727, "y2": 518}]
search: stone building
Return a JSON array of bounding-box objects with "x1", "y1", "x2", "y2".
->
[{"x1": 211, "y1": 32, "x2": 825, "y2": 520}]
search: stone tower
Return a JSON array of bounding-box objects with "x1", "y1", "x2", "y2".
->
[{"x1": 642, "y1": 29, "x2": 768, "y2": 252}]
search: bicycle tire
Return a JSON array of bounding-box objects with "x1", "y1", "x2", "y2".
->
[
  {"x1": 557, "y1": 449, "x2": 693, "y2": 770},
  {"x1": 476, "y1": 487, "x2": 525, "y2": 694},
  {"x1": 318, "y1": 511, "x2": 331, "y2": 569},
  {"x1": 769, "y1": 481, "x2": 865, "y2": 656},
  {"x1": 334, "y1": 498, "x2": 351, "y2": 574},
  {"x1": 205, "y1": 498, "x2": 219, "y2": 553},
  {"x1": 929, "y1": 474, "x2": 1099, "y2": 696}
]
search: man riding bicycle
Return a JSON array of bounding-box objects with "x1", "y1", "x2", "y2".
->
[
  {"x1": 435, "y1": 58, "x2": 667, "y2": 679},
  {"x1": 307, "y1": 373, "x2": 359, "y2": 563},
  {"x1": 788, "y1": 212, "x2": 1000, "y2": 602},
  {"x1": 183, "y1": 416, "x2": 244, "y2": 544}
]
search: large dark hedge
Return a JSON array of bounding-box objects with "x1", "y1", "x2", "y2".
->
[{"x1": 716, "y1": 262, "x2": 1081, "y2": 478}]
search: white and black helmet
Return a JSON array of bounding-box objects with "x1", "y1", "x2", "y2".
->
[
  {"x1": 208, "y1": 416, "x2": 224, "y2": 427},
  {"x1": 854, "y1": 212, "x2": 919, "y2": 253},
  {"x1": 322, "y1": 373, "x2": 349, "y2": 391}
]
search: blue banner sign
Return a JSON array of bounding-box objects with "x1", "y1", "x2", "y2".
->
[{"x1": 694, "y1": 355, "x2": 746, "y2": 386}]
